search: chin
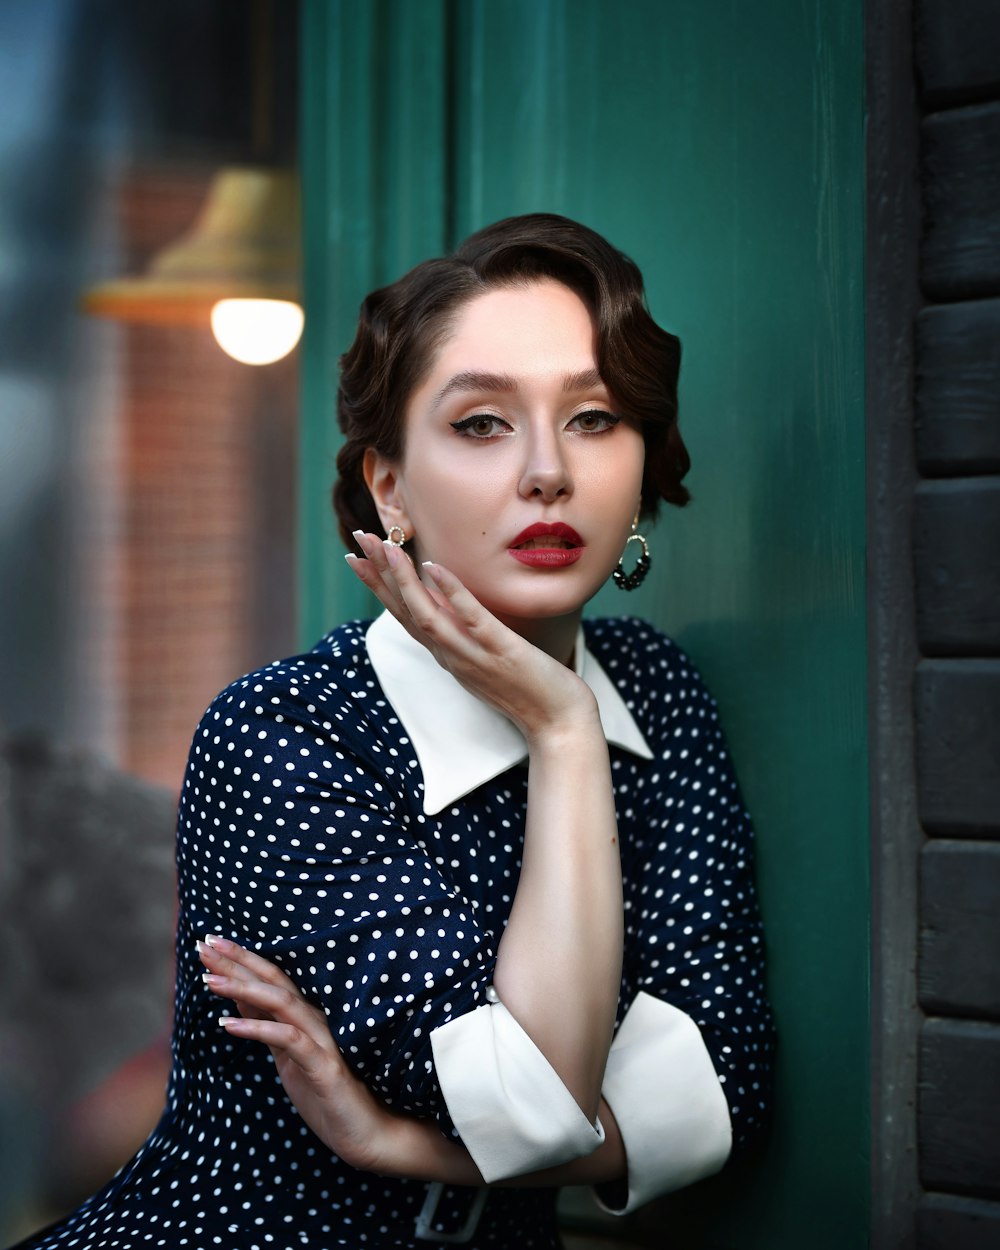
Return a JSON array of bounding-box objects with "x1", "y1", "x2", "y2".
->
[{"x1": 479, "y1": 574, "x2": 608, "y2": 625}]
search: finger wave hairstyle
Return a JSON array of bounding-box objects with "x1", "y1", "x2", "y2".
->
[{"x1": 333, "y1": 213, "x2": 690, "y2": 550}]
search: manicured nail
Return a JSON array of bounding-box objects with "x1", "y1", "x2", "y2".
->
[
  {"x1": 383, "y1": 542, "x2": 401, "y2": 567},
  {"x1": 205, "y1": 934, "x2": 223, "y2": 948},
  {"x1": 218, "y1": 1016, "x2": 236, "y2": 1027},
  {"x1": 202, "y1": 973, "x2": 223, "y2": 987}
]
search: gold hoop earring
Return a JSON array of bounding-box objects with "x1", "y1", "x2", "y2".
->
[
  {"x1": 385, "y1": 525, "x2": 407, "y2": 547},
  {"x1": 612, "y1": 522, "x2": 651, "y2": 591}
]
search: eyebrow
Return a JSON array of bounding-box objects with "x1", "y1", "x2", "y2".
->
[
  {"x1": 431, "y1": 367, "x2": 607, "y2": 409},
  {"x1": 431, "y1": 371, "x2": 518, "y2": 408},
  {"x1": 562, "y1": 367, "x2": 604, "y2": 393}
]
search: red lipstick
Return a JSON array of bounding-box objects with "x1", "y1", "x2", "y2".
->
[{"x1": 508, "y1": 522, "x2": 585, "y2": 568}]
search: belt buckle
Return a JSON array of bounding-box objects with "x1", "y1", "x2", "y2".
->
[{"x1": 414, "y1": 1181, "x2": 489, "y2": 1243}]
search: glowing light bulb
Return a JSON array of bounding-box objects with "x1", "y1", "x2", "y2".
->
[{"x1": 210, "y1": 298, "x2": 304, "y2": 365}]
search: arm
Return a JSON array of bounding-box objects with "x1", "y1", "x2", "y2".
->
[
  {"x1": 493, "y1": 701, "x2": 622, "y2": 1120},
  {"x1": 353, "y1": 536, "x2": 623, "y2": 1125}
]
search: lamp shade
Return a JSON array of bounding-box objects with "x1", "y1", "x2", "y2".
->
[{"x1": 82, "y1": 167, "x2": 301, "y2": 326}]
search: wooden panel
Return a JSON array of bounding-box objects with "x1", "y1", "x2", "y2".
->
[
  {"x1": 915, "y1": 300, "x2": 1000, "y2": 476},
  {"x1": 915, "y1": 660, "x2": 1000, "y2": 835},
  {"x1": 918, "y1": 1193, "x2": 1000, "y2": 1250},
  {"x1": 921, "y1": 103, "x2": 1000, "y2": 300},
  {"x1": 913, "y1": 479, "x2": 1000, "y2": 655},
  {"x1": 919, "y1": 1018, "x2": 1000, "y2": 1196},
  {"x1": 450, "y1": 4, "x2": 869, "y2": 1249},
  {"x1": 919, "y1": 840, "x2": 1000, "y2": 1018},
  {"x1": 915, "y1": 0, "x2": 1000, "y2": 107}
]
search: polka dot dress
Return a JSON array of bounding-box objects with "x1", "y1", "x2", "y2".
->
[{"x1": 16, "y1": 618, "x2": 772, "y2": 1250}]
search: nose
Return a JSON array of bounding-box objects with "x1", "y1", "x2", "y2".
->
[{"x1": 517, "y1": 425, "x2": 573, "y2": 502}]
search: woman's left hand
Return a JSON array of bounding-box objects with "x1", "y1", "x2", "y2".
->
[
  {"x1": 198, "y1": 935, "x2": 427, "y2": 1175},
  {"x1": 347, "y1": 532, "x2": 596, "y2": 742}
]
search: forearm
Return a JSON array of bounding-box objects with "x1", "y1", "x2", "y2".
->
[
  {"x1": 378, "y1": 1098, "x2": 626, "y2": 1190},
  {"x1": 492, "y1": 702, "x2": 624, "y2": 1122}
]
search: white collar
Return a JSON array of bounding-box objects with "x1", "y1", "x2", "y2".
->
[{"x1": 366, "y1": 611, "x2": 653, "y2": 816}]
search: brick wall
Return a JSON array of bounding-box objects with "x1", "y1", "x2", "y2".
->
[{"x1": 80, "y1": 165, "x2": 298, "y2": 792}]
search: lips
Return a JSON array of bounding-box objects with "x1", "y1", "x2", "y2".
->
[{"x1": 508, "y1": 522, "x2": 585, "y2": 568}]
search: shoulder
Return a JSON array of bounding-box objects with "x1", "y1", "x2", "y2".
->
[
  {"x1": 191, "y1": 619, "x2": 383, "y2": 749},
  {"x1": 583, "y1": 616, "x2": 724, "y2": 744},
  {"x1": 179, "y1": 618, "x2": 413, "y2": 819},
  {"x1": 209, "y1": 619, "x2": 372, "y2": 707},
  {"x1": 584, "y1": 616, "x2": 708, "y2": 695}
]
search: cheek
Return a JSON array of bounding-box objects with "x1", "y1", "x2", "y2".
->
[
  {"x1": 404, "y1": 464, "x2": 501, "y2": 558},
  {"x1": 411, "y1": 458, "x2": 505, "y2": 520},
  {"x1": 594, "y1": 437, "x2": 645, "y2": 515}
]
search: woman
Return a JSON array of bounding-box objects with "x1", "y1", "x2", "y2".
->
[{"x1": 16, "y1": 214, "x2": 772, "y2": 1248}]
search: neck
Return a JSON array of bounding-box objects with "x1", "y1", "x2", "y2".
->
[{"x1": 492, "y1": 609, "x2": 582, "y2": 667}]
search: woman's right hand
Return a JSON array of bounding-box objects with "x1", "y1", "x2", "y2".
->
[
  {"x1": 346, "y1": 532, "x2": 597, "y2": 743},
  {"x1": 198, "y1": 934, "x2": 483, "y2": 1184},
  {"x1": 199, "y1": 934, "x2": 398, "y2": 1172}
]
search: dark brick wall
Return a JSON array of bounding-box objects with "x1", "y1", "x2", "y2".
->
[{"x1": 912, "y1": 0, "x2": 1000, "y2": 1238}]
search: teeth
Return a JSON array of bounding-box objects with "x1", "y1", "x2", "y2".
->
[{"x1": 517, "y1": 538, "x2": 572, "y2": 550}]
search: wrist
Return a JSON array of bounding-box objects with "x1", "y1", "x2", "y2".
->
[
  {"x1": 520, "y1": 689, "x2": 602, "y2": 750},
  {"x1": 372, "y1": 1111, "x2": 483, "y2": 1186}
]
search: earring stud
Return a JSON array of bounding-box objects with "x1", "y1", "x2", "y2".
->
[{"x1": 386, "y1": 525, "x2": 407, "y2": 547}]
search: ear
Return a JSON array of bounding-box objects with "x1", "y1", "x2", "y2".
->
[{"x1": 363, "y1": 448, "x2": 412, "y2": 537}]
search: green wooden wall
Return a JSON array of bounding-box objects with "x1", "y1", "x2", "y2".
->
[{"x1": 299, "y1": 3, "x2": 868, "y2": 1246}]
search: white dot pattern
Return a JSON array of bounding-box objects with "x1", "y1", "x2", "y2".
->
[{"x1": 17, "y1": 617, "x2": 772, "y2": 1249}]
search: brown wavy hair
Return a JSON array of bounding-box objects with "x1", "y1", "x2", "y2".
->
[{"x1": 333, "y1": 213, "x2": 689, "y2": 550}]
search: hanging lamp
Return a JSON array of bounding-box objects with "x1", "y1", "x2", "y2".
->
[{"x1": 82, "y1": 165, "x2": 302, "y2": 364}]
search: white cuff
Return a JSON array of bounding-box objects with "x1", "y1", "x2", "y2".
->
[
  {"x1": 594, "y1": 991, "x2": 732, "y2": 1215},
  {"x1": 430, "y1": 999, "x2": 605, "y2": 1184}
]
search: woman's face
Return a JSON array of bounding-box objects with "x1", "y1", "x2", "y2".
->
[{"x1": 367, "y1": 279, "x2": 646, "y2": 635}]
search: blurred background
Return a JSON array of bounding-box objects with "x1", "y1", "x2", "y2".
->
[{"x1": 0, "y1": 0, "x2": 300, "y2": 1238}]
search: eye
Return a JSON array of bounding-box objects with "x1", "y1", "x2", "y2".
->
[
  {"x1": 450, "y1": 413, "x2": 511, "y2": 439},
  {"x1": 569, "y1": 409, "x2": 621, "y2": 433}
]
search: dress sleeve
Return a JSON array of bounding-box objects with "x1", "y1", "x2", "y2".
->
[
  {"x1": 176, "y1": 660, "x2": 602, "y2": 1180},
  {"x1": 595, "y1": 632, "x2": 774, "y2": 1214}
]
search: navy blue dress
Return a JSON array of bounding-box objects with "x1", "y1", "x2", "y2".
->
[{"x1": 15, "y1": 617, "x2": 772, "y2": 1249}]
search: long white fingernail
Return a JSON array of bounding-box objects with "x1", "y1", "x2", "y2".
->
[{"x1": 205, "y1": 934, "x2": 221, "y2": 948}]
